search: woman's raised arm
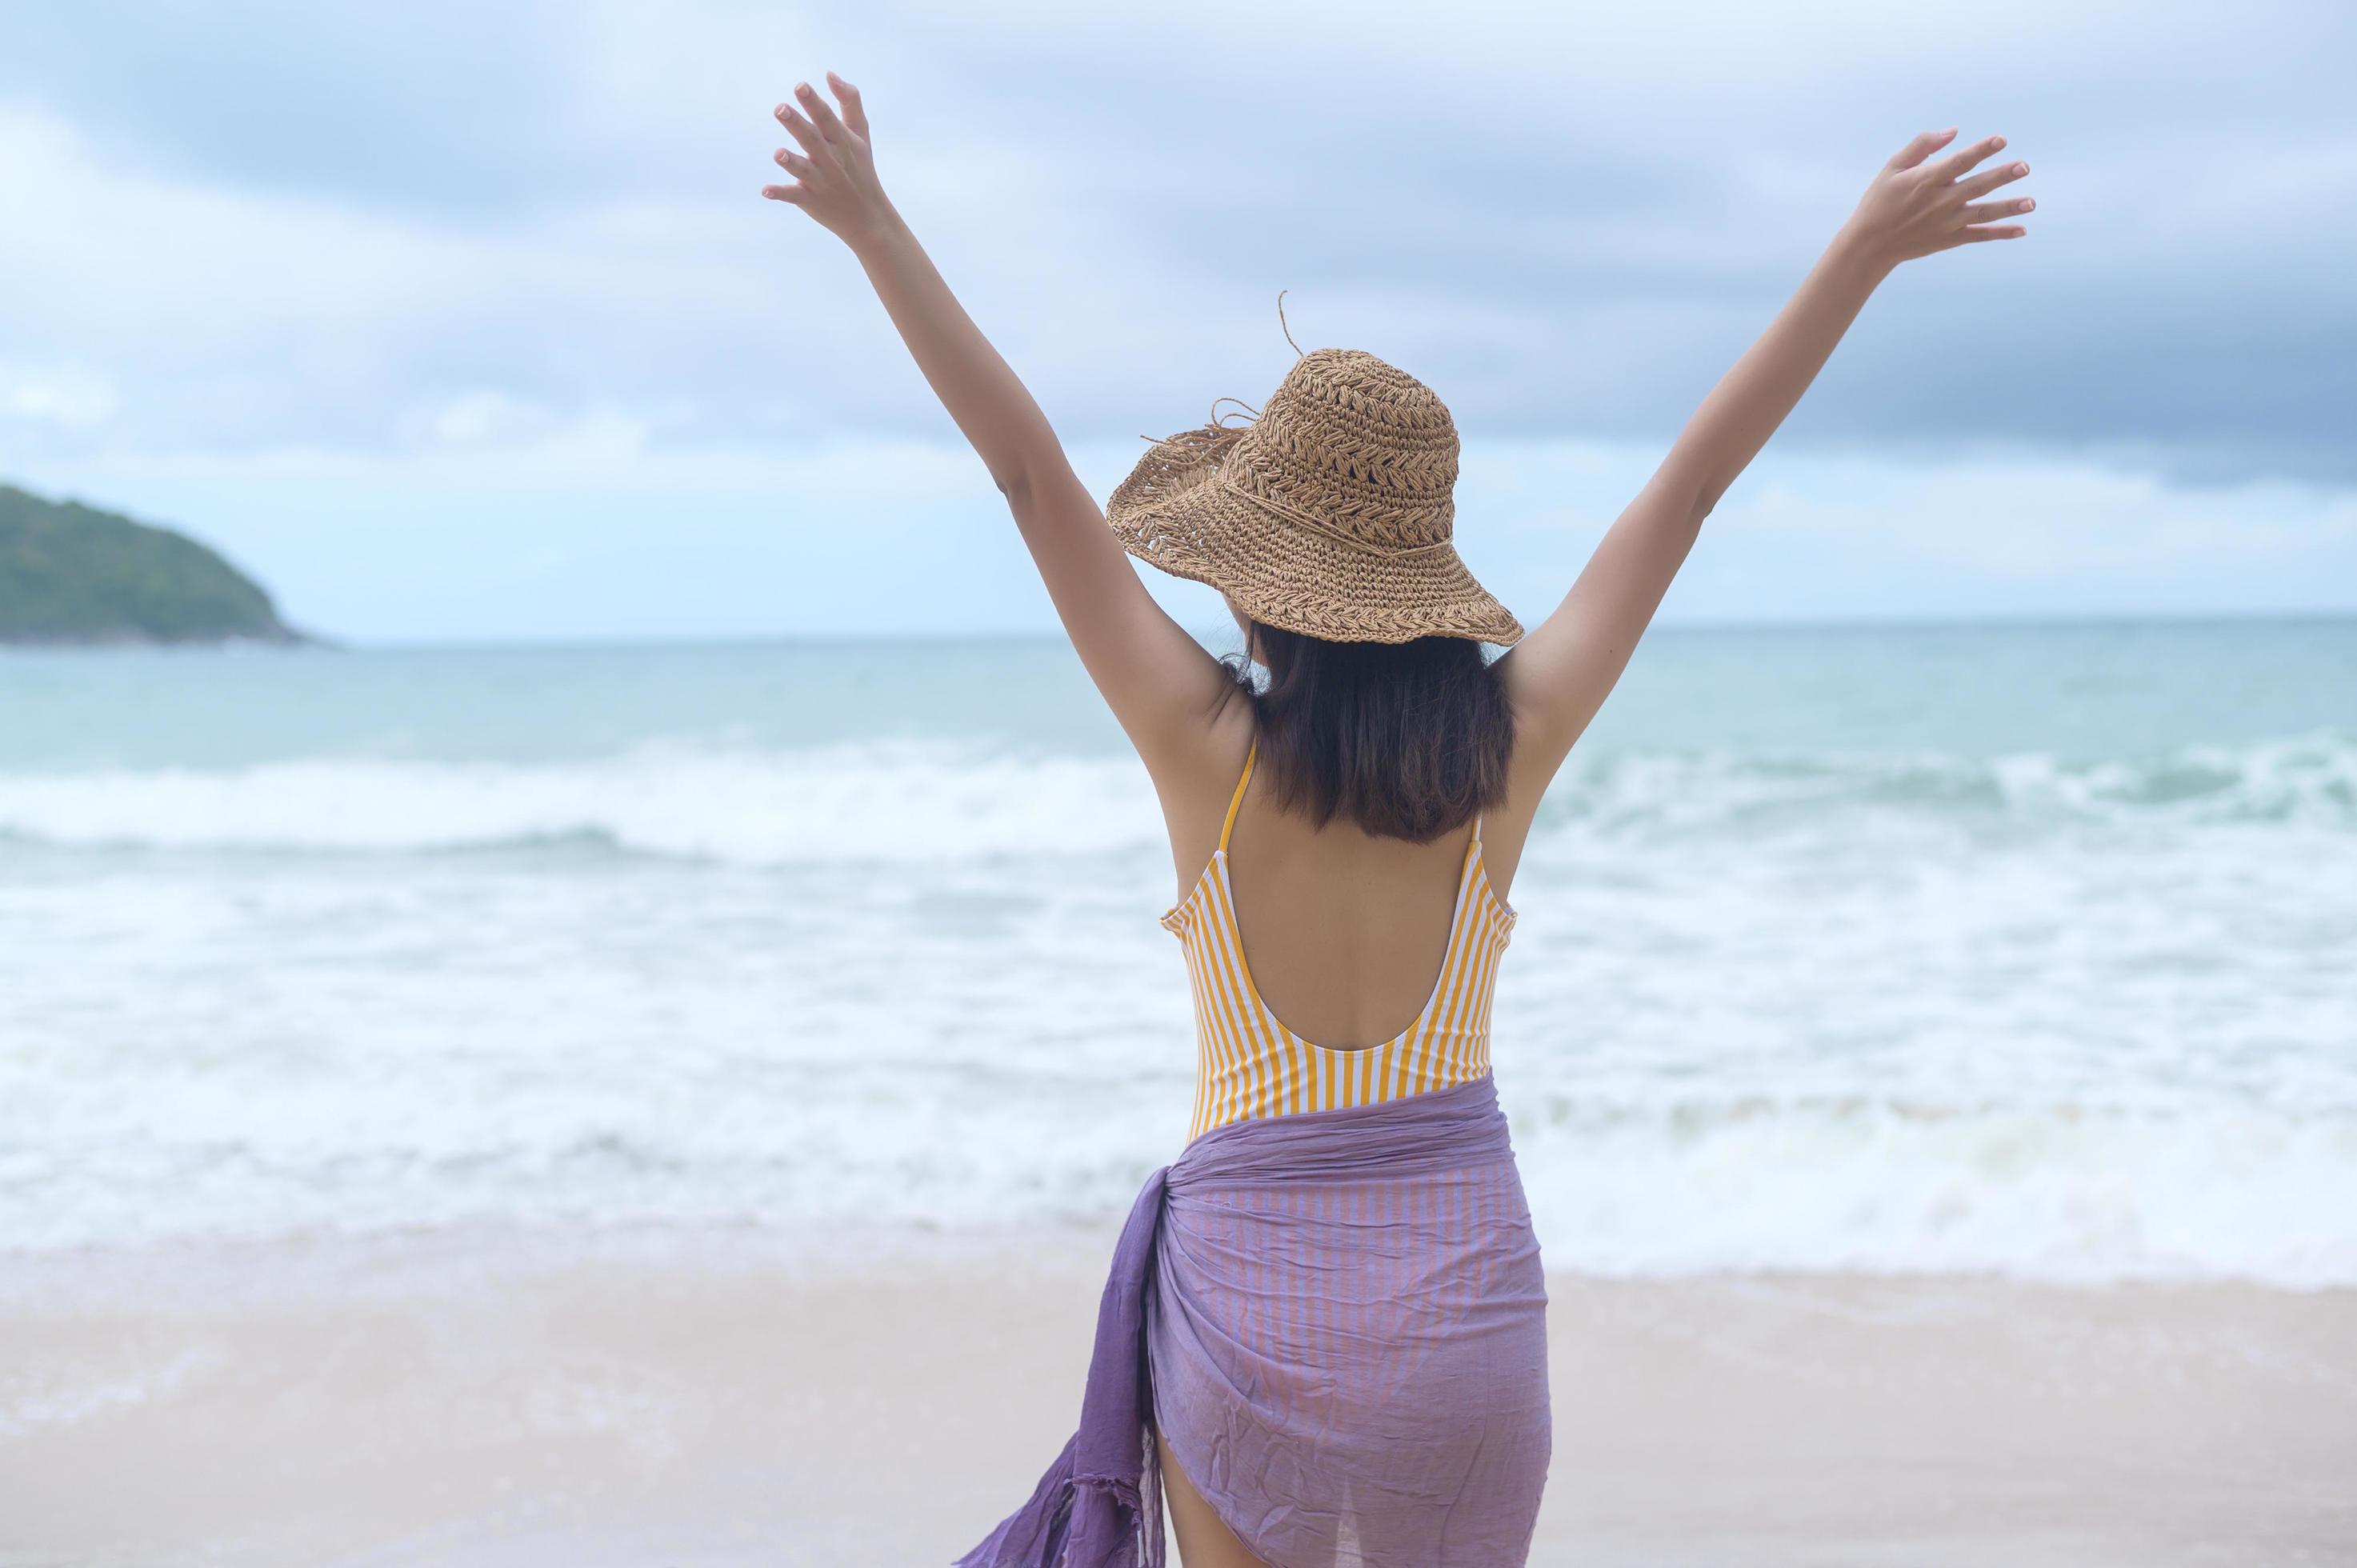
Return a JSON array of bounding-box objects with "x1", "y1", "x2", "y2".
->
[
  {"x1": 763, "y1": 74, "x2": 1231, "y2": 774},
  {"x1": 1496, "y1": 127, "x2": 2033, "y2": 775}
]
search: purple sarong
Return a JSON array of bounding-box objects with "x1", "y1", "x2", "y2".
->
[{"x1": 957, "y1": 1075, "x2": 1550, "y2": 1568}]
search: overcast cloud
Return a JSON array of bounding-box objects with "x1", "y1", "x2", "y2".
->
[{"x1": 2, "y1": 1, "x2": 2352, "y2": 641}]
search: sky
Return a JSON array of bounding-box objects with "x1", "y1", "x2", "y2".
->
[{"x1": 2, "y1": 0, "x2": 2354, "y2": 644}]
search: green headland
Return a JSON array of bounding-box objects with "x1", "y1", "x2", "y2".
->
[{"x1": 0, "y1": 483, "x2": 308, "y2": 646}]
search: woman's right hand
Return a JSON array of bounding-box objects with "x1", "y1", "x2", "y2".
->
[
  {"x1": 762, "y1": 72, "x2": 897, "y2": 251},
  {"x1": 1837, "y1": 128, "x2": 2034, "y2": 270}
]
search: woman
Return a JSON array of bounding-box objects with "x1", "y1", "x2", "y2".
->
[{"x1": 764, "y1": 75, "x2": 2030, "y2": 1568}]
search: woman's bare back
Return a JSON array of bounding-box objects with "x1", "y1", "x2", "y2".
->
[{"x1": 1156, "y1": 705, "x2": 1544, "y2": 1057}]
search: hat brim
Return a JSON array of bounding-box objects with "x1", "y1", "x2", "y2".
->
[{"x1": 1106, "y1": 430, "x2": 1525, "y2": 647}]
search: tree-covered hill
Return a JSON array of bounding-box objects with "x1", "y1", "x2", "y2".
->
[{"x1": 0, "y1": 483, "x2": 307, "y2": 645}]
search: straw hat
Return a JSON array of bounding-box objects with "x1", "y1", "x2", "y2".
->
[{"x1": 1107, "y1": 347, "x2": 1524, "y2": 646}]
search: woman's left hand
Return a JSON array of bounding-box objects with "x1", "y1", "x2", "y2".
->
[
  {"x1": 1838, "y1": 128, "x2": 2034, "y2": 270},
  {"x1": 762, "y1": 73, "x2": 896, "y2": 250}
]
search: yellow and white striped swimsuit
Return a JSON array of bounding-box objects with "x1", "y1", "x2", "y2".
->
[{"x1": 1160, "y1": 738, "x2": 1519, "y2": 1142}]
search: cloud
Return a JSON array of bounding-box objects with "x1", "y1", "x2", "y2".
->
[
  {"x1": 1445, "y1": 437, "x2": 2357, "y2": 626},
  {"x1": 5, "y1": 2, "x2": 2354, "y2": 482},
  {"x1": 1716, "y1": 450, "x2": 2357, "y2": 581},
  {"x1": 19, "y1": 432, "x2": 2351, "y2": 645},
  {"x1": 2, "y1": 1, "x2": 2353, "y2": 638},
  {"x1": 0, "y1": 362, "x2": 116, "y2": 430}
]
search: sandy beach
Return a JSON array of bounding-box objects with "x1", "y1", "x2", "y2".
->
[{"x1": 3, "y1": 1222, "x2": 2351, "y2": 1567}]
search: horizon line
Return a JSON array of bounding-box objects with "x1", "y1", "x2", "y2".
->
[{"x1": 11, "y1": 605, "x2": 2352, "y2": 656}]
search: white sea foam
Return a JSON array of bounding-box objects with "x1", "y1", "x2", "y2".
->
[
  {"x1": 0, "y1": 732, "x2": 2349, "y2": 862},
  {"x1": 5, "y1": 1073, "x2": 2352, "y2": 1286},
  {"x1": 0, "y1": 742, "x2": 1163, "y2": 862},
  {"x1": 3, "y1": 660, "x2": 2351, "y2": 1283},
  {"x1": 1510, "y1": 1094, "x2": 2357, "y2": 1288}
]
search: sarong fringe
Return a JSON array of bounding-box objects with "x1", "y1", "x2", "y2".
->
[{"x1": 951, "y1": 1430, "x2": 1158, "y2": 1567}]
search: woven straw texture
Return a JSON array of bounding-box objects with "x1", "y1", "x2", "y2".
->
[{"x1": 1107, "y1": 349, "x2": 1524, "y2": 646}]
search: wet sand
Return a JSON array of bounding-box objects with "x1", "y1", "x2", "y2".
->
[{"x1": 3, "y1": 1222, "x2": 2353, "y2": 1566}]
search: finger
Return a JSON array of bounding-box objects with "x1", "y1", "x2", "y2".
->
[
  {"x1": 774, "y1": 102, "x2": 831, "y2": 161},
  {"x1": 1951, "y1": 222, "x2": 2027, "y2": 244},
  {"x1": 1962, "y1": 194, "x2": 2035, "y2": 225},
  {"x1": 1886, "y1": 127, "x2": 1958, "y2": 171},
  {"x1": 794, "y1": 80, "x2": 847, "y2": 143},
  {"x1": 826, "y1": 71, "x2": 869, "y2": 139},
  {"x1": 774, "y1": 147, "x2": 816, "y2": 178},
  {"x1": 1956, "y1": 159, "x2": 2030, "y2": 200},
  {"x1": 1930, "y1": 133, "x2": 2007, "y2": 183},
  {"x1": 761, "y1": 184, "x2": 806, "y2": 204}
]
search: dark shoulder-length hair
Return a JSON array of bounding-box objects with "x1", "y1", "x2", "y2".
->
[{"x1": 1219, "y1": 620, "x2": 1514, "y2": 843}]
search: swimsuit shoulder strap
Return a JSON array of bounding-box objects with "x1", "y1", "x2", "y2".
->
[{"x1": 1218, "y1": 738, "x2": 1257, "y2": 855}]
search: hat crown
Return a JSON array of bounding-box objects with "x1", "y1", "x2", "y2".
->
[
  {"x1": 1102, "y1": 343, "x2": 1523, "y2": 646},
  {"x1": 1229, "y1": 350, "x2": 1459, "y2": 553}
]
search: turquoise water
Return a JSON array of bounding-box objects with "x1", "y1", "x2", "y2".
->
[
  {"x1": 2, "y1": 618, "x2": 2351, "y2": 1280},
  {"x1": 2, "y1": 618, "x2": 2345, "y2": 766}
]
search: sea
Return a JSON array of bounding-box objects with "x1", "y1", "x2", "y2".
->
[{"x1": 2, "y1": 619, "x2": 2351, "y2": 1285}]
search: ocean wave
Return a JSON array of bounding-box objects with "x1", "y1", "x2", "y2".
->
[
  {"x1": 1507, "y1": 1093, "x2": 2357, "y2": 1288},
  {"x1": 0, "y1": 732, "x2": 2348, "y2": 863},
  {"x1": 0, "y1": 742, "x2": 1161, "y2": 864},
  {"x1": 6, "y1": 1090, "x2": 2352, "y2": 1286},
  {"x1": 1558, "y1": 731, "x2": 2357, "y2": 834}
]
